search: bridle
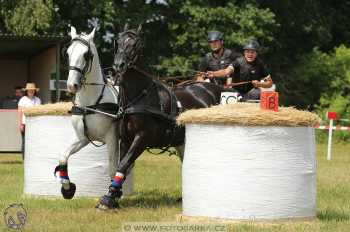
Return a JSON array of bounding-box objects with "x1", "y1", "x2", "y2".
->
[
  {"x1": 111, "y1": 29, "x2": 149, "y2": 119},
  {"x1": 114, "y1": 30, "x2": 143, "y2": 79},
  {"x1": 66, "y1": 37, "x2": 95, "y2": 85},
  {"x1": 65, "y1": 36, "x2": 117, "y2": 105}
]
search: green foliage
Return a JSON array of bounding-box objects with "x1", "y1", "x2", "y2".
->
[
  {"x1": 317, "y1": 46, "x2": 350, "y2": 117},
  {"x1": 257, "y1": 0, "x2": 350, "y2": 108},
  {"x1": 0, "y1": 0, "x2": 20, "y2": 33},
  {"x1": 160, "y1": 1, "x2": 278, "y2": 75},
  {"x1": 318, "y1": 46, "x2": 350, "y2": 140},
  {"x1": 5, "y1": 0, "x2": 54, "y2": 36},
  {"x1": 281, "y1": 48, "x2": 331, "y2": 108},
  {"x1": 288, "y1": 45, "x2": 350, "y2": 140}
]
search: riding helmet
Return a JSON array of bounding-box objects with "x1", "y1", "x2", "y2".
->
[
  {"x1": 207, "y1": 31, "x2": 223, "y2": 42},
  {"x1": 243, "y1": 40, "x2": 260, "y2": 51}
]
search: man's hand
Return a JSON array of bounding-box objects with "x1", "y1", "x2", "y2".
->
[
  {"x1": 106, "y1": 77, "x2": 115, "y2": 85},
  {"x1": 206, "y1": 71, "x2": 215, "y2": 79},
  {"x1": 195, "y1": 73, "x2": 205, "y2": 81},
  {"x1": 252, "y1": 80, "x2": 260, "y2": 88}
]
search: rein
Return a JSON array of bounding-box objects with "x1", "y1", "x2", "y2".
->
[{"x1": 225, "y1": 81, "x2": 251, "y2": 87}]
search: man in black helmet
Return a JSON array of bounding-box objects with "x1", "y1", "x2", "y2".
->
[
  {"x1": 206, "y1": 40, "x2": 273, "y2": 100},
  {"x1": 197, "y1": 31, "x2": 241, "y2": 85}
]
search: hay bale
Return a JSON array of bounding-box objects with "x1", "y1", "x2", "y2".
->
[
  {"x1": 23, "y1": 102, "x2": 133, "y2": 197},
  {"x1": 177, "y1": 103, "x2": 320, "y2": 127},
  {"x1": 22, "y1": 102, "x2": 73, "y2": 116},
  {"x1": 180, "y1": 103, "x2": 318, "y2": 221}
]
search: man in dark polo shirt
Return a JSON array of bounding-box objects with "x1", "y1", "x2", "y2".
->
[
  {"x1": 206, "y1": 40, "x2": 273, "y2": 100},
  {"x1": 197, "y1": 31, "x2": 241, "y2": 85}
]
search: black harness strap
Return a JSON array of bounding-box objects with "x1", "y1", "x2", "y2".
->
[
  {"x1": 124, "y1": 107, "x2": 176, "y2": 122},
  {"x1": 116, "y1": 81, "x2": 155, "y2": 119},
  {"x1": 94, "y1": 84, "x2": 106, "y2": 105},
  {"x1": 146, "y1": 121, "x2": 179, "y2": 156},
  {"x1": 81, "y1": 81, "x2": 107, "y2": 147},
  {"x1": 195, "y1": 83, "x2": 218, "y2": 104},
  {"x1": 82, "y1": 113, "x2": 105, "y2": 147},
  {"x1": 153, "y1": 80, "x2": 179, "y2": 119},
  {"x1": 71, "y1": 105, "x2": 94, "y2": 115},
  {"x1": 71, "y1": 102, "x2": 119, "y2": 147},
  {"x1": 71, "y1": 103, "x2": 104, "y2": 147},
  {"x1": 146, "y1": 146, "x2": 178, "y2": 156}
]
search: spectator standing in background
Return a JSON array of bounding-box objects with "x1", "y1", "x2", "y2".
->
[
  {"x1": 0, "y1": 86, "x2": 24, "y2": 109},
  {"x1": 18, "y1": 83, "x2": 41, "y2": 159},
  {"x1": 14, "y1": 86, "x2": 24, "y2": 102}
]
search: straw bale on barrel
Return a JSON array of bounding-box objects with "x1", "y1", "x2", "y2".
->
[
  {"x1": 177, "y1": 103, "x2": 320, "y2": 222},
  {"x1": 22, "y1": 102, "x2": 133, "y2": 197}
]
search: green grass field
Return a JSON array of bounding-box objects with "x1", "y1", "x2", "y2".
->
[{"x1": 1, "y1": 143, "x2": 350, "y2": 232}]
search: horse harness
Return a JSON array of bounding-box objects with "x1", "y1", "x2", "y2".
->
[
  {"x1": 70, "y1": 83, "x2": 119, "y2": 147},
  {"x1": 115, "y1": 69, "x2": 182, "y2": 154},
  {"x1": 117, "y1": 81, "x2": 179, "y2": 121},
  {"x1": 68, "y1": 37, "x2": 120, "y2": 146}
]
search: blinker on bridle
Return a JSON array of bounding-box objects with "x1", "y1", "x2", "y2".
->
[
  {"x1": 115, "y1": 31, "x2": 142, "y2": 73},
  {"x1": 68, "y1": 37, "x2": 94, "y2": 80}
]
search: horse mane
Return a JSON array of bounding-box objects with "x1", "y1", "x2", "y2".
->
[{"x1": 119, "y1": 29, "x2": 138, "y2": 39}]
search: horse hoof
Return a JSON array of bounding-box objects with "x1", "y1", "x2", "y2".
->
[
  {"x1": 95, "y1": 203, "x2": 118, "y2": 212},
  {"x1": 95, "y1": 195, "x2": 119, "y2": 210},
  {"x1": 61, "y1": 182, "x2": 76, "y2": 199}
]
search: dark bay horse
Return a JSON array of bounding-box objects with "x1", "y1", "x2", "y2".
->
[{"x1": 96, "y1": 24, "x2": 223, "y2": 209}]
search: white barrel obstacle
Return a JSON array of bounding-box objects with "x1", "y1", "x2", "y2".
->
[
  {"x1": 23, "y1": 103, "x2": 133, "y2": 197},
  {"x1": 177, "y1": 103, "x2": 320, "y2": 221}
]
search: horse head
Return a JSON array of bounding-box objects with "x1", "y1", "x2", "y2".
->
[
  {"x1": 113, "y1": 24, "x2": 143, "y2": 81},
  {"x1": 66, "y1": 26, "x2": 96, "y2": 94}
]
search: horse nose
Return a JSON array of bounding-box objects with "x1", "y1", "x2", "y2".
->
[
  {"x1": 67, "y1": 84, "x2": 77, "y2": 94},
  {"x1": 114, "y1": 61, "x2": 125, "y2": 73},
  {"x1": 119, "y1": 62, "x2": 125, "y2": 70},
  {"x1": 112, "y1": 64, "x2": 117, "y2": 72}
]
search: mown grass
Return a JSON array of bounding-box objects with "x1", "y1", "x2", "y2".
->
[{"x1": 0, "y1": 143, "x2": 349, "y2": 232}]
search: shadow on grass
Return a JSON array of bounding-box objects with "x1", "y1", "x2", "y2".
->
[
  {"x1": 0, "y1": 160, "x2": 23, "y2": 164},
  {"x1": 121, "y1": 190, "x2": 181, "y2": 208},
  {"x1": 317, "y1": 209, "x2": 350, "y2": 221}
]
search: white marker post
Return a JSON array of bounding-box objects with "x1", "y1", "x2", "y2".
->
[{"x1": 327, "y1": 112, "x2": 337, "y2": 161}]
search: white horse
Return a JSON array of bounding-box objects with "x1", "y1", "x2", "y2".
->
[{"x1": 54, "y1": 26, "x2": 120, "y2": 199}]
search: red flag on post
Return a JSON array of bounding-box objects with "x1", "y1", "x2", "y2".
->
[{"x1": 327, "y1": 112, "x2": 337, "y2": 120}]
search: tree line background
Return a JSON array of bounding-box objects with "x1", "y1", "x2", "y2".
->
[{"x1": 1, "y1": 0, "x2": 350, "y2": 132}]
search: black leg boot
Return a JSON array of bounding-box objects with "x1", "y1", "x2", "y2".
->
[{"x1": 96, "y1": 186, "x2": 123, "y2": 210}]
